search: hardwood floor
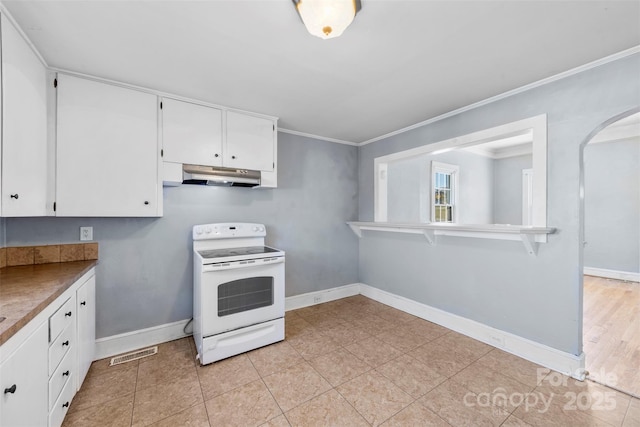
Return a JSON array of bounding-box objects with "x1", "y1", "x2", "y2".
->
[{"x1": 584, "y1": 275, "x2": 640, "y2": 397}]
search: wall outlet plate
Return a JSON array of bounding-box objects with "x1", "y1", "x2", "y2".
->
[{"x1": 80, "y1": 226, "x2": 93, "y2": 241}]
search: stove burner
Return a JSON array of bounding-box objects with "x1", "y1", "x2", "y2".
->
[{"x1": 198, "y1": 246, "x2": 280, "y2": 260}]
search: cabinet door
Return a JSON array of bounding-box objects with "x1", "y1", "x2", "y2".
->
[
  {"x1": 76, "y1": 275, "x2": 95, "y2": 390},
  {"x1": 162, "y1": 98, "x2": 222, "y2": 167},
  {"x1": 56, "y1": 74, "x2": 159, "y2": 216},
  {"x1": 0, "y1": 321, "x2": 48, "y2": 427},
  {"x1": 225, "y1": 111, "x2": 275, "y2": 172},
  {"x1": 0, "y1": 14, "x2": 48, "y2": 217}
]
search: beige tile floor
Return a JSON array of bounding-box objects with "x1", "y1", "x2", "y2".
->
[{"x1": 63, "y1": 295, "x2": 639, "y2": 426}]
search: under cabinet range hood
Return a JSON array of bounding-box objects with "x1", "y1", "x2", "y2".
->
[{"x1": 183, "y1": 164, "x2": 261, "y2": 187}]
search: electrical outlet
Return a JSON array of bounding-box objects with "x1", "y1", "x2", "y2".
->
[
  {"x1": 80, "y1": 226, "x2": 93, "y2": 241},
  {"x1": 313, "y1": 296, "x2": 322, "y2": 304}
]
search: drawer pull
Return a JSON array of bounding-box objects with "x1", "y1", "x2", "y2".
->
[
  {"x1": 62, "y1": 340, "x2": 70, "y2": 347},
  {"x1": 62, "y1": 402, "x2": 69, "y2": 408},
  {"x1": 80, "y1": 301, "x2": 86, "y2": 306},
  {"x1": 63, "y1": 370, "x2": 70, "y2": 377},
  {"x1": 10, "y1": 194, "x2": 18, "y2": 199},
  {"x1": 4, "y1": 384, "x2": 16, "y2": 394},
  {"x1": 65, "y1": 311, "x2": 72, "y2": 317}
]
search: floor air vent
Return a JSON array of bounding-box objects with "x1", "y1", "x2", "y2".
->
[{"x1": 109, "y1": 346, "x2": 158, "y2": 366}]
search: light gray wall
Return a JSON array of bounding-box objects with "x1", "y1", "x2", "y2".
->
[
  {"x1": 387, "y1": 150, "x2": 493, "y2": 223},
  {"x1": 387, "y1": 156, "x2": 426, "y2": 223},
  {"x1": 0, "y1": 217, "x2": 5, "y2": 247},
  {"x1": 358, "y1": 53, "x2": 640, "y2": 355},
  {"x1": 5, "y1": 132, "x2": 360, "y2": 338},
  {"x1": 584, "y1": 138, "x2": 640, "y2": 273},
  {"x1": 493, "y1": 154, "x2": 532, "y2": 225}
]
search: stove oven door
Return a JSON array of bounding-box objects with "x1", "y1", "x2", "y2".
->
[{"x1": 198, "y1": 258, "x2": 285, "y2": 337}]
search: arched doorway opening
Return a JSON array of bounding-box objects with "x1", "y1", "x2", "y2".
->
[{"x1": 579, "y1": 108, "x2": 640, "y2": 397}]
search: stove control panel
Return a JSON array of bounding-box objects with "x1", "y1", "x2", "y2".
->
[{"x1": 193, "y1": 223, "x2": 266, "y2": 240}]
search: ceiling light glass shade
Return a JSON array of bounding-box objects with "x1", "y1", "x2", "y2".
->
[{"x1": 293, "y1": 0, "x2": 361, "y2": 39}]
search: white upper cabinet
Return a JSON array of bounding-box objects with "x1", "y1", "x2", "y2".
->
[
  {"x1": 0, "y1": 14, "x2": 48, "y2": 217},
  {"x1": 225, "y1": 111, "x2": 275, "y2": 172},
  {"x1": 161, "y1": 98, "x2": 223, "y2": 167},
  {"x1": 56, "y1": 74, "x2": 161, "y2": 217}
]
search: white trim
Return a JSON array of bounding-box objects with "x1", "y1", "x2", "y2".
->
[
  {"x1": 373, "y1": 114, "x2": 548, "y2": 229},
  {"x1": 584, "y1": 267, "x2": 640, "y2": 283},
  {"x1": 94, "y1": 284, "x2": 361, "y2": 360},
  {"x1": 431, "y1": 161, "x2": 459, "y2": 223},
  {"x1": 94, "y1": 319, "x2": 191, "y2": 360},
  {"x1": 522, "y1": 168, "x2": 534, "y2": 226},
  {"x1": 589, "y1": 126, "x2": 639, "y2": 145},
  {"x1": 360, "y1": 46, "x2": 640, "y2": 146},
  {"x1": 278, "y1": 128, "x2": 358, "y2": 146},
  {"x1": 0, "y1": 3, "x2": 48, "y2": 67},
  {"x1": 93, "y1": 282, "x2": 587, "y2": 380},
  {"x1": 358, "y1": 283, "x2": 586, "y2": 380},
  {"x1": 284, "y1": 283, "x2": 361, "y2": 311}
]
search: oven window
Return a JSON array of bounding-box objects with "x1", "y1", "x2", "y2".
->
[{"x1": 218, "y1": 277, "x2": 274, "y2": 317}]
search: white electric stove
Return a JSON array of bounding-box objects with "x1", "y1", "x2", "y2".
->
[{"x1": 192, "y1": 223, "x2": 285, "y2": 365}]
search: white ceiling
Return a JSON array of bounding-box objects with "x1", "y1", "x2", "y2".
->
[{"x1": 3, "y1": 0, "x2": 639, "y2": 144}]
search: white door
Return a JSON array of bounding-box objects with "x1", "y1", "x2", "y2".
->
[
  {"x1": 225, "y1": 111, "x2": 275, "y2": 172},
  {"x1": 56, "y1": 74, "x2": 160, "y2": 216},
  {"x1": 162, "y1": 98, "x2": 223, "y2": 167},
  {"x1": 0, "y1": 14, "x2": 48, "y2": 216}
]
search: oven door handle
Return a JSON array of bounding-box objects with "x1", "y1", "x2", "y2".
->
[{"x1": 202, "y1": 257, "x2": 284, "y2": 272}]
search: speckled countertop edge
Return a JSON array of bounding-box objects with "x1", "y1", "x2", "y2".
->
[{"x1": 0, "y1": 260, "x2": 97, "y2": 346}]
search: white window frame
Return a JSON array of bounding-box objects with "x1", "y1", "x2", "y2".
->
[
  {"x1": 374, "y1": 114, "x2": 547, "y2": 230},
  {"x1": 431, "y1": 161, "x2": 459, "y2": 223}
]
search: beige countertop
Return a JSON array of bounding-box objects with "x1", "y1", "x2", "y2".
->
[{"x1": 0, "y1": 260, "x2": 97, "y2": 346}]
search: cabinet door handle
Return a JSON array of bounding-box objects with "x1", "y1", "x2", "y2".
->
[
  {"x1": 63, "y1": 370, "x2": 70, "y2": 377},
  {"x1": 62, "y1": 340, "x2": 69, "y2": 346},
  {"x1": 214, "y1": 153, "x2": 219, "y2": 158},
  {"x1": 65, "y1": 311, "x2": 72, "y2": 317},
  {"x1": 231, "y1": 155, "x2": 236, "y2": 159},
  {"x1": 62, "y1": 402, "x2": 69, "y2": 408},
  {"x1": 80, "y1": 301, "x2": 86, "y2": 306},
  {"x1": 4, "y1": 384, "x2": 16, "y2": 394},
  {"x1": 144, "y1": 201, "x2": 149, "y2": 205},
  {"x1": 10, "y1": 194, "x2": 19, "y2": 199}
]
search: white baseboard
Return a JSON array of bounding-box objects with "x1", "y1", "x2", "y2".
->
[
  {"x1": 359, "y1": 284, "x2": 586, "y2": 380},
  {"x1": 94, "y1": 283, "x2": 361, "y2": 360},
  {"x1": 285, "y1": 283, "x2": 361, "y2": 311},
  {"x1": 584, "y1": 267, "x2": 639, "y2": 283},
  {"x1": 94, "y1": 319, "x2": 191, "y2": 360},
  {"x1": 94, "y1": 282, "x2": 586, "y2": 380}
]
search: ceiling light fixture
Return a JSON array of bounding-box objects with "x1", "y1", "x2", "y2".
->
[{"x1": 292, "y1": 0, "x2": 362, "y2": 39}]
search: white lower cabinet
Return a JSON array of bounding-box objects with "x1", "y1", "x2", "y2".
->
[
  {"x1": 0, "y1": 322, "x2": 49, "y2": 427},
  {"x1": 76, "y1": 275, "x2": 96, "y2": 389},
  {"x1": 0, "y1": 269, "x2": 95, "y2": 427}
]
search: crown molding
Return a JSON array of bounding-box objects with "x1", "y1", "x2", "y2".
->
[
  {"x1": 278, "y1": 128, "x2": 359, "y2": 146},
  {"x1": 0, "y1": 1, "x2": 48, "y2": 67},
  {"x1": 359, "y1": 45, "x2": 640, "y2": 146}
]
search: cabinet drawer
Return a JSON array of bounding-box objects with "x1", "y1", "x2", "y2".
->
[
  {"x1": 48, "y1": 373, "x2": 74, "y2": 427},
  {"x1": 49, "y1": 321, "x2": 73, "y2": 375},
  {"x1": 49, "y1": 297, "x2": 74, "y2": 343},
  {"x1": 49, "y1": 348, "x2": 73, "y2": 411}
]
